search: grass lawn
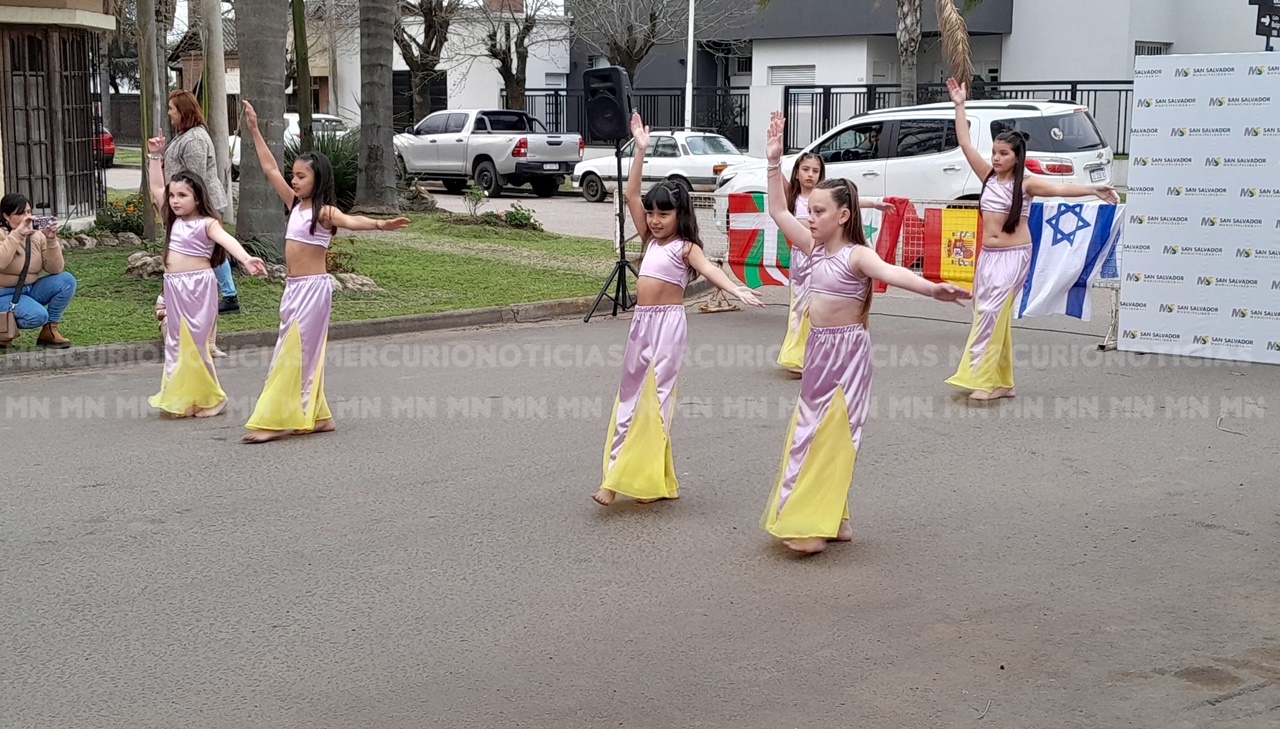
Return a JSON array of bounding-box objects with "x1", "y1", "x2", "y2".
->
[
  {"x1": 3, "y1": 213, "x2": 614, "y2": 349},
  {"x1": 114, "y1": 147, "x2": 142, "y2": 166}
]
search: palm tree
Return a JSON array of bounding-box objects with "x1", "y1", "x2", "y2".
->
[
  {"x1": 353, "y1": 0, "x2": 400, "y2": 214},
  {"x1": 291, "y1": 0, "x2": 315, "y2": 152},
  {"x1": 234, "y1": 0, "x2": 290, "y2": 247}
]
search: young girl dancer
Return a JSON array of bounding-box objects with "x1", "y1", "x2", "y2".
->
[
  {"x1": 145, "y1": 135, "x2": 266, "y2": 417},
  {"x1": 592, "y1": 113, "x2": 765, "y2": 507},
  {"x1": 760, "y1": 113, "x2": 971, "y2": 554},
  {"x1": 946, "y1": 79, "x2": 1117, "y2": 400},
  {"x1": 239, "y1": 101, "x2": 409, "y2": 443},
  {"x1": 777, "y1": 154, "x2": 892, "y2": 374}
]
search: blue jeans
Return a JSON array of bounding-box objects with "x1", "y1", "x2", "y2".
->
[
  {"x1": 214, "y1": 259, "x2": 237, "y2": 298},
  {"x1": 1, "y1": 271, "x2": 77, "y2": 328}
]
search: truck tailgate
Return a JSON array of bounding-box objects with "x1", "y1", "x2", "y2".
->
[{"x1": 525, "y1": 135, "x2": 581, "y2": 163}]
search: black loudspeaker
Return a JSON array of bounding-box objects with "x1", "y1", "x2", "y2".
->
[{"x1": 583, "y1": 66, "x2": 633, "y2": 143}]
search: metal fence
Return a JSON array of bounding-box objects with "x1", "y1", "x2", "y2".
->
[
  {"x1": 506, "y1": 87, "x2": 751, "y2": 149},
  {"x1": 784, "y1": 81, "x2": 1135, "y2": 156}
]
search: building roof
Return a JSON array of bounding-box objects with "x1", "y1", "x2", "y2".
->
[{"x1": 168, "y1": 13, "x2": 236, "y2": 61}]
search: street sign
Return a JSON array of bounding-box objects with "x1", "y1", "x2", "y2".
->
[{"x1": 1259, "y1": 2, "x2": 1280, "y2": 37}]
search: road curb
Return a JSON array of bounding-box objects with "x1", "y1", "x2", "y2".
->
[{"x1": 0, "y1": 279, "x2": 716, "y2": 376}]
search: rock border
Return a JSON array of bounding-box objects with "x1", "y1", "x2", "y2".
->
[{"x1": 0, "y1": 278, "x2": 716, "y2": 375}]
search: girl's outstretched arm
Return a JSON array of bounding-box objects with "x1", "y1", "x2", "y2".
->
[
  {"x1": 625, "y1": 112, "x2": 651, "y2": 243},
  {"x1": 948, "y1": 79, "x2": 992, "y2": 180},
  {"x1": 850, "y1": 245, "x2": 971, "y2": 304},
  {"x1": 765, "y1": 112, "x2": 815, "y2": 256},
  {"x1": 242, "y1": 101, "x2": 296, "y2": 207},
  {"x1": 322, "y1": 207, "x2": 411, "y2": 233},
  {"x1": 686, "y1": 244, "x2": 765, "y2": 308},
  {"x1": 1025, "y1": 178, "x2": 1120, "y2": 203},
  {"x1": 146, "y1": 132, "x2": 167, "y2": 216},
  {"x1": 205, "y1": 220, "x2": 268, "y2": 275}
]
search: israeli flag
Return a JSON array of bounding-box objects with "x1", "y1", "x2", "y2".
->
[{"x1": 1016, "y1": 203, "x2": 1125, "y2": 321}]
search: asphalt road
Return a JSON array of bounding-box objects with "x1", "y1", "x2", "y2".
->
[{"x1": 3, "y1": 291, "x2": 1278, "y2": 728}]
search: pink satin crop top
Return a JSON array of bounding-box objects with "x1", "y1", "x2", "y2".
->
[
  {"x1": 638, "y1": 238, "x2": 690, "y2": 288},
  {"x1": 980, "y1": 176, "x2": 1033, "y2": 218},
  {"x1": 808, "y1": 244, "x2": 870, "y2": 301},
  {"x1": 286, "y1": 204, "x2": 333, "y2": 248},
  {"x1": 794, "y1": 194, "x2": 810, "y2": 220},
  {"x1": 168, "y1": 216, "x2": 215, "y2": 259}
]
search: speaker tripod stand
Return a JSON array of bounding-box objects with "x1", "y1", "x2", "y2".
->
[{"x1": 584, "y1": 139, "x2": 637, "y2": 323}]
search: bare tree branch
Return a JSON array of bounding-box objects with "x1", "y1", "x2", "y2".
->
[{"x1": 569, "y1": 0, "x2": 753, "y2": 81}]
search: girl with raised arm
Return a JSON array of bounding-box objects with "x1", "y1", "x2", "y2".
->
[
  {"x1": 144, "y1": 133, "x2": 266, "y2": 417},
  {"x1": 592, "y1": 112, "x2": 765, "y2": 507},
  {"x1": 945, "y1": 79, "x2": 1117, "y2": 400},
  {"x1": 239, "y1": 101, "x2": 410, "y2": 443},
  {"x1": 760, "y1": 113, "x2": 971, "y2": 554}
]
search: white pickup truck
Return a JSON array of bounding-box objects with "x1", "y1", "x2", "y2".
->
[{"x1": 393, "y1": 109, "x2": 583, "y2": 198}]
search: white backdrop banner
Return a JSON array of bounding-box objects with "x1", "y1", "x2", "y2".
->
[{"x1": 1119, "y1": 53, "x2": 1280, "y2": 365}]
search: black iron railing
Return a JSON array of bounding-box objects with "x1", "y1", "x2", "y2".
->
[
  {"x1": 783, "y1": 81, "x2": 1134, "y2": 155},
  {"x1": 506, "y1": 87, "x2": 751, "y2": 148}
]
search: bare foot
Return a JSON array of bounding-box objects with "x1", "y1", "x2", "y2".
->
[
  {"x1": 782, "y1": 537, "x2": 827, "y2": 554},
  {"x1": 992, "y1": 387, "x2": 1016, "y2": 400},
  {"x1": 242, "y1": 429, "x2": 289, "y2": 444},
  {"x1": 635, "y1": 495, "x2": 679, "y2": 504},
  {"x1": 194, "y1": 399, "x2": 227, "y2": 418},
  {"x1": 210, "y1": 344, "x2": 228, "y2": 358},
  {"x1": 592, "y1": 488, "x2": 616, "y2": 507},
  {"x1": 969, "y1": 389, "x2": 995, "y2": 401},
  {"x1": 296, "y1": 419, "x2": 336, "y2": 436},
  {"x1": 830, "y1": 520, "x2": 853, "y2": 542},
  {"x1": 786, "y1": 367, "x2": 803, "y2": 376}
]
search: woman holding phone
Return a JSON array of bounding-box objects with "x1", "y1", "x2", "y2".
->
[{"x1": 0, "y1": 193, "x2": 76, "y2": 348}]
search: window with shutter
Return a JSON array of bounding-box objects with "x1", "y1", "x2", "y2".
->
[{"x1": 768, "y1": 65, "x2": 816, "y2": 86}]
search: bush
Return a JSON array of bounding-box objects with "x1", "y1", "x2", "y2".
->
[
  {"x1": 463, "y1": 184, "x2": 488, "y2": 216},
  {"x1": 502, "y1": 202, "x2": 542, "y2": 230},
  {"x1": 325, "y1": 238, "x2": 359, "y2": 274},
  {"x1": 241, "y1": 237, "x2": 285, "y2": 265},
  {"x1": 94, "y1": 193, "x2": 146, "y2": 236},
  {"x1": 284, "y1": 131, "x2": 359, "y2": 212}
]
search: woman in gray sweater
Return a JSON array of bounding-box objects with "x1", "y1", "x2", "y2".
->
[{"x1": 158, "y1": 89, "x2": 239, "y2": 314}]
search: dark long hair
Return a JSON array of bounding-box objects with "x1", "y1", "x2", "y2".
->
[
  {"x1": 292, "y1": 151, "x2": 338, "y2": 235},
  {"x1": 639, "y1": 181, "x2": 703, "y2": 282},
  {"x1": 162, "y1": 172, "x2": 226, "y2": 268},
  {"x1": 0, "y1": 193, "x2": 30, "y2": 232},
  {"x1": 980, "y1": 130, "x2": 1030, "y2": 235},
  {"x1": 787, "y1": 153, "x2": 825, "y2": 215},
  {"x1": 815, "y1": 178, "x2": 873, "y2": 323}
]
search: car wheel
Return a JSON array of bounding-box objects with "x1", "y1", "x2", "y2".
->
[
  {"x1": 443, "y1": 179, "x2": 468, "y2": 194},
  {"x1": 531, "y1": 177, "x2": 558, "y2": 198},
  {"x1": 582, "y1": 173, "x2": 607, "y2": 203},
  {"x1": 668, "y1": 176, "x2": 693, "y2": 194},
  {"x1": 101, "y1": 156, "x2": 114, "y2": 169},
  {"x1": 475, "y1": 161, "x2": 502, "y2": 198}
]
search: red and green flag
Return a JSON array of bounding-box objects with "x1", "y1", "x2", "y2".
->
[{"x1": 727, "y1": 193, "x2": 790, "y2": 287}]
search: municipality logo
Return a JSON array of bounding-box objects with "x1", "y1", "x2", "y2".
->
[
  {"x1": 1202, "y1": 217, "x2": 1261, "y2": 229},
  {"x1": 1268, "y1": 341, "x2": 1280, "y2": 352},
  {"x1": 1137, "y1": 156, "x2": 1193, "y2": 167},
  {"x1": 1240, "y1": 247, "x2": 1280, "y2": 260},
  {"x1": 1209, "y1": 97, "x2": 1272, "y2": 108},
  {"x1": 1171, "y1": 128, "x2": 1188, "y2": 137},
  {"x1": 1126, "y1": 272, "x2": 1184, "y2": 284},
  {"x1": 1198, "y1": 276, "x2": 1214, "y2": 286},
  {"x1": 1159, "y1": 303, "x2": 1177, "y2": 313},
  {"x1": 1199, "y1": 336, "x2": 1254, "y2": 349},
  {"x1": 1123, "y1": 330, "x2": 1138, "y2": 339},
  {"x1": 1241, "y1": 188, "x2": 1280, "y2": 198},
  {"x1": 1206, "y1": 156, "x2": 1268, "y2": 167},
  {"x1": 1169, "y1": 186, "x2": 1227, "y2": 197},
  {"x1": 1209, "y1": 98, "x2": 1226, "y2": 107},
  {"x1": 1132, "y1": 127, "x2": 1159, "y2": 137},
  {"x1": 1134, "y1": 215, "x2": 1188, "y2": 226},
  {"x1": 1180, "y1": 127, "x2": 1233, "y2": 137},
  {"x1": 1129, "y1": 185, "x2": 1155, "y2": 196},
  {"x1": 1193, "y1": 335, "x2": 1210, "y2": 345},
  {"x1": 1128, "y1": 330, "x2": 1182, "y2": 342},
  {"x1": 1233, "y1": 308, "x2": 1249, "y2": 318},
  {"x1": 1136, "y1": 68, "x2": 1164, "y2": 78},
  {"x1": 1249, "y1": 65, "x2": 1280, "y2": 76},
  {"x1": 1124, "y1": 243, "x2": 1152, "y2": 253},
  {"x1": 1185, "y1": 66, "x2": 1236, "y2": 77},
  {"x1": 1243, "y1": 127, "x2": 1280, "y2": 137},
  {"x1": 1175, "y1": 68, "x2": 1192, "y2": 77},
  {"x1": 1119, "y1": 301, "x2": 1148, "y2": 311},
  {"x1": 1139, "y1": 98, "x2": 1196, "y2": 110},
  {"x1": 1247, "y1": 308, "x2": 1280, "y2": 320}
]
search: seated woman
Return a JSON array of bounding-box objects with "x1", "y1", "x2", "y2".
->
[{"x1": 0, "y1": 193, "x2": 76, "y2": 349}]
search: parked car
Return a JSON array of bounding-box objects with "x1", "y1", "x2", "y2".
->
[
  {"x1": 96, "y1": 124, "x2": 116, "y2": 169},
  {"x1": 571, "y1": 130, "x2": 758, "y2": 203},
  {"x1": 715, "y1": 99, "x2": 1114, "y2": 229},
  {"x1": 229, "y1": 113, "x2": 350, "y2": 180},
  {"x1": 393, "y1": 109, "x2": 583, "y2": 198}
]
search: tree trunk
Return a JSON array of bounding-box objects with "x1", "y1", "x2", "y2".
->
[
  {"x1": 202, "y1": 0, "x2": 233, "y2": 221},
  {"x1": 291, "y1": 0, "x2": 314, "y2": 153},
  {"x1": 137, "y1": 0, "x2": 161, "y2": 240},
  {"x1": 234, "y1": 0, "x2": 289, "y2": 248},
  {"x1": 354, "y1": 0, "x2": 400, "y2": 214},
  {"x1": 412, "y1": 72, "x2": 435, "y2": 123},
  {"x1": 98, "y1": 34, "x2": 112, "y2": 147},
  {"x1": 897, "y1": 0, "x2": 923, "y2": 106}
]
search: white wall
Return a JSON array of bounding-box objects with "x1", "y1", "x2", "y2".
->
[
  {"x1": 1171, "y1": 0, "x2": 1264, "y2": 54},
  {"x1": 1001, "y1": 0, "x2": 1131, "y2": 80},
  {"x1": 917, "y1": 35, "x2": 1003, "y2": 84},
  {"x1": 751, "y1": 36, "x2": 871, "y2": 85}
]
